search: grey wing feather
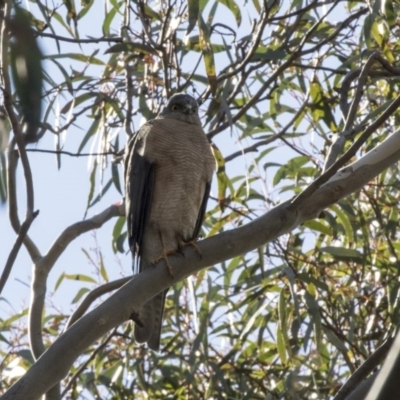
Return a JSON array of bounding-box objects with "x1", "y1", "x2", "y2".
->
[
  {"x1": 190, "y1": 181, "x2": 211, "y2": 240},
  {"x1": 124, "y1": 125, "x2": 154, "y2": 273}
]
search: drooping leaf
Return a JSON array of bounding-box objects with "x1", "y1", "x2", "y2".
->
[
  {"x1": 198, "y1": 15, "x2": 217, "y2": 95},
  {"x1": 187, "y1": 0, "x2": 199, "y2": 34},
  {"x1": 9, "y1": 5, "x2": 43, "y2": 143}
]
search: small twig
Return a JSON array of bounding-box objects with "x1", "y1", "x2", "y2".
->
[
  {"x1": 36, "y1": 31, "x2": 123, "y2": 44},
  {"x1": 60, "y1": 328, "x2": 117, "y2": 398},
  {"x1": 123, "y1": 0, "x2": 134, "y2": 136},
  {"x1": 225, "y1": 96, "x2": 309, "y2": 162},
  {"x1": 0, "y1": 210, "x2": 39, "y2": 295},
  {"x1": 66, "y1": 277, "x2": 130, "y2": 329},
  {"x1": 25, "y1": 148, "x2": 119, "y2": 157}
]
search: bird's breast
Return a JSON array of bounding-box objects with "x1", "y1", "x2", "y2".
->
[{"x1": 143, "y1": 118, "x2": 215, "y2": 246}]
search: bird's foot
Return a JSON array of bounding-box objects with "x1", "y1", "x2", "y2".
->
[
  {"x1": 151, "y1": 250, "x2": 176, "y2": 277},
  {"x1": 130, "y1": 311, "x2": 144, "y2": 327},
  {"x1": 179, "y1": 239, "x2": 202, "y2": 260}
]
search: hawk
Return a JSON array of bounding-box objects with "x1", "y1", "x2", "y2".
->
[{"x1": 124, "y1": 93, "x2": 215, "y2": 351}]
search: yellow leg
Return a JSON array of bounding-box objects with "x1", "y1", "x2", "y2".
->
[
  {"x1": 151, "y1": 249, "x2": 176, "y2": 277},
  {"x1": 179, "y1": 239, "x2": 202, "y2": 259}
]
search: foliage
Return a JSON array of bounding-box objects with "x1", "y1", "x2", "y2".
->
[{"x1": 2, "y1": 0, "x2": 400, "y2": 399}]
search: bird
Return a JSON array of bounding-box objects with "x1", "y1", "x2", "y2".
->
[{"x1": 124, "y1": 93, "x2": 216, "y2": 351}]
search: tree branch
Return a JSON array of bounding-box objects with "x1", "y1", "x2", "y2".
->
[
  {"x1": 28, "y1": 203, "x2": 124, "y2": 360},
  {"x1": 365, "y1": 328, "x2": 400, "y2": 400},
  {"x1": 65, "y1": 277, "x2": 130, "y2": 329},
  {"x1": 25, "y1": 149, "x2": 118, "y2": 157},
  {"x1": 3, "y1": 128, "x2": 400, "y2": 400},
  {"x1": 36, "y1": 31, "x2": 123, "y2": 44},
  {"x1": 0, "y1": 209, "x2": 39, "y2": 295},
  {"x1": 60, "y1": 328, "x2": 117, "y2": 398},
  {"x1": 334, "y1": 336, "x2": 394, "y2": 400},
  {"x1": 1, "y1": 0, "x2": 41, "y2": 293}
]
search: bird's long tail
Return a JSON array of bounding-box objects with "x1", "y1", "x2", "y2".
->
[{"x1": 134, "y1": 289, "x2": 168, "y2": 351}]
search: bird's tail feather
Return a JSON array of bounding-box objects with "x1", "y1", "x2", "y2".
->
[{"x1": 134, "y1": 289, "x2": 168, "y2": 351}]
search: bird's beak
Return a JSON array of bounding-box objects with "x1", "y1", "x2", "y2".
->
[{"x1": 183, "y1": 105, "x2": 194, "y2": 114}]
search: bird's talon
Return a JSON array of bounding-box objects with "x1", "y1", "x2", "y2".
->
[
  {"x1": 151, "y1": 251, "x2": 175, "y2": 278},
  {"x1": 130, "y1": 311, "x2": 144, "y2": 327},
  {"x1": 176, "y1": 249, "x2": 185, "y2": 257},
  {"x1": 180, "y1": 239, "x2": 202, "y2": 260}
]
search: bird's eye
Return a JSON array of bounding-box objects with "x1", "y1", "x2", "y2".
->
[{"x1": 171, "y1": 105, "x2": 179, "y2": 111}]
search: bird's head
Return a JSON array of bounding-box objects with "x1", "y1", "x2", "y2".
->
[{"x1": 159, "y1": 93, "x2": 201, "y2": 125}]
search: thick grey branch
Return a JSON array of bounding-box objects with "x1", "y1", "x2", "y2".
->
[
  {"x1": 3, "y1": 128, "x2": 400, "y2": 400},
  {"x1": 334, "y1": 336, "x2": 393, "y2": 400},
  {"x1": 365, "y1": 328, "x2": 400, "y2": 400},
  {"x1": 60, "y1": 328, "x2": 117, "y2": 398}
]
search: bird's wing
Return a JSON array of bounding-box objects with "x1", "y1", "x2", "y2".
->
[
  {"x1": 191, "y1": 181, "x2": 212, "y2": 240},
  {"x1": 124, "y1": 123, "x2": 155, "y2": 274}
]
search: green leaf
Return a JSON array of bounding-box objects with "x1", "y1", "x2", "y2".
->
[
  {"x1": 99, "y1": 251, "x2": 108, "y2": 282},
  {"x1": 85, "y1": 159, "x2": 98, "y2": 218},
  {"x1": 363, "y1": 14, "x2": 374, "y2": 49},
  {"x1": 252, "y1": 0, "x2": 261, "y2": 13},
  {"x1": 217, "y1": 0, "x2": 241, "y2": 26},
  {"x1": 112, "y1": 217, "x2": 126, "y2": 254},
  {"x1": 88, "y1": 178, "x2": 113, "y2": 208},
  {"x1": 63, "y1": 0, "x2": 77, "y2": 22},
  {"x1": 61, "y1": 93, "x2": 99, "y2": 114},
  {"x1": 304, "y1": 289, "x2": 322, "y2": 356},
  {"x1": 105, "y1": 42, "x2": 158, "y2": 55},
  {"x1": 9, "y1": 5, "x2": 43, "y2": 143},
  {"x1": 77, "y1": 0, "x2": 95, "y2": 19},
  {"x1": 253, "y1": 47, "x2": 286, "y2": 61},
  {"x1": 103, "y1": 3, "x2": 118, "y2": 35},
  {"x1": 55, "y1": 273, "x2": 96, "y2": 292},
  {"x1": 320, "y1": 246, "x2": 363, "y2": 261},
  {"x1": 302, "y1": 219, "x2": 333, "y2": 236},
  {"x1": 71, "y1": 288, "x2": 91, "y2": 304},
  {"x1": 184, "y1": 36, "x2": 230, "y2": 53},
  {"x1": 212, "y1": 143, "x2": 228, "y2": 211},
  {"x1": 187, "y1": 0, "x2": 199, "y2": 34},
  {"x1": 63, "y1": 273, "x2": 97, "y2": 283},
  {"x1": 331, "y1": 204, "x2": 354, "y2": 244},
  {"x1": 0, "y1": 152, "x2": 7, "y2": 204},
  {"x1": 46, "y1": 52, "x2": 104, "y2": 65},
  {"x1": 111, "y1": 162, "x2": 122, "y2": 195},
  {"x1": 276, "y1": 324, "x2": 287, "y2": 365},
  {"x1": 77, "y1": 116, "x2": 101, "y2": 154},
  {"x1": 309, "y1": 78, "x2": 337, "y2": 132},
  {"x1": 198, "y1": 15, "x2": 217, "y2": 94},
  {"x1": 278, "y1": 290, "x2": 291, "y2": 359},
  {"x1": 273, "y1": 156, "x2": 310, "y2": 186}
]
